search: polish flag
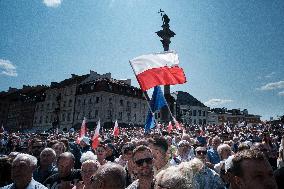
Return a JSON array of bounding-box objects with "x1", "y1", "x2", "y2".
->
[
  {"x1": 76, "y1": 118, "x2": 87, "y2": 144},
  {"x1": 92, "y1": 120, "x2": 101, "y2": 150},
  {"x1": 130, "y1": 51, "x2": 186, "y2": 91},
  {"x1": 167, "y1": 121, "x2": 173, "y2": 133},
  {"x1": 173, "y1": 117, "x2": 181, "y2": 130},
  {"x1": 112, "y1": 120, "x2": 120, "y2": 137},
  {"x1": 156, "y1": 123, "x2": 161, "y2": 129}
]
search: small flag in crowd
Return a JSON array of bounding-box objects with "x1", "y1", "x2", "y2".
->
[
  {"x1": 76, "y1": 118, "x2": 87, "y2": 144},
  {"x1": 0, "y1": 124, "x2": 5, "y2": 133},
  {"x1": 167, "y1": 121, "x2": 173, "y2": 133},
  {"x1": 113, "y1": 120, "x2": 120, "y2": 137},
  {"x1": 173, "y1": 117, "x2": 182, "y2": 130},
  {"x1": 92, "y1": 120, "x2": 101, "y2": 150},
  {"x1": 144, "y1": 86, "x2": 167, "y2": 133},
  {"x1": 130, "y1": 51, "x2": 186, "y2": 91}
]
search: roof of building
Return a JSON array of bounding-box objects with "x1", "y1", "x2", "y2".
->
[{"x1": 175, "y1": 91, "x2": 206, "y2": 107}]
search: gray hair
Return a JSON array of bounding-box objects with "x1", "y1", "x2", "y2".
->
[
  {"x1": 13, "y1": 153, "x2": 37, "y2": 168},
  {"x1": 217, "y1": 144, "x2": 231, "y2": 156},
  {"x1": 80, "y1": 151, "x2": 97, "y2": 163},
  {"x1": 40, "y1": 147, "x2": 56, "y2": 158},
  {"x1": 91, "y1": 162, "x2": 126, "y2": 189},
  {"x1": 155, "y1": 159, "x2": 204, "y2": 189}
]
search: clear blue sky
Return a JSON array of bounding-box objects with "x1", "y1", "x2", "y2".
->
[{"x1": 1, "y1": 0, "x2": 284, "y2": 120}]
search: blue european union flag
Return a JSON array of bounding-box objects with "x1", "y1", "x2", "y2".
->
[{"x1": 144, "y1": 86, "x2": 167, "y2": 133}]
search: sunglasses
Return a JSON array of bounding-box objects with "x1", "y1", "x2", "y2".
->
[
  {"x1": 135, "y1": 157, "x2": 153, "y2": 166},
  {"x1": 196, "y1": 151, "x2": 207, "y2": 155}
]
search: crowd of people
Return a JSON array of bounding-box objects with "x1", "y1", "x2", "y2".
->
[{"x1": 0, "y1": 122, "x2": 284, "y2": 189}]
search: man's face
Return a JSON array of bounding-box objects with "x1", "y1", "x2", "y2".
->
[
  {"x1": 31, "y1": 141, "x2": 44, "y2": 158},
  {"x1": 81, "y1": 162, "x2": 99, "y2": 185},
  {"x1": 151, "y1": 145, "x2": 167, "y2": 170},
  {"x1": 178, "y1": 144, "x2": 189, "y2": 156},
  {"x1": 52, "y1": 143, "x2": 65, "y2": 157},
  {"x1": 212, "y1": 139, "x2": 221, "y2": 149},
  {"x1": 11, "y1": 159, "x2": 33, "y2": 185},
  {"x1": 40, "y1": 150, "x2": 55, "y2": 166},
  {"x1": 133, "y1": 150, "x2": 154, "y2": 178},
  {"x1": 237, "y1": 159, "x2": 277, "y2": 189},
  {"x1": 57, "y1": 157, "x2": 74, "y2": 178},
  {"x1": 96, "y1": 147, "x2": 107, "y2": 160}
]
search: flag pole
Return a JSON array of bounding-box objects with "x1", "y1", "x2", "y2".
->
[{"x1": 129, "y1": 61, "x2": 159, "y2": 127}]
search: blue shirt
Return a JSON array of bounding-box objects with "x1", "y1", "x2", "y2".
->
[{"x1": 207, "y1": 148, "x2": 221, "y2": 164}]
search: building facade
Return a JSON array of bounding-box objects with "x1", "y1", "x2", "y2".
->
[{"x1": 173, "y1": 91, "x2": 209, "y2": 125}]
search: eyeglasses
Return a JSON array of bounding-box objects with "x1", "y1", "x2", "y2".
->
[
  {"x1": 196, "y1": 151, "x2": 207, "y2": 155},
  {"x1": 135, "y1": 157, "x2": 153, "y2": 166}
]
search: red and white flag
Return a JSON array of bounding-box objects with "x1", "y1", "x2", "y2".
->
[
  {"x1": 167, "y1": 121, "x2": 173, "y2": 133},
  {"x1": 92, "y1": 120, "x2": 101, "y2": 150},
  {"x1": 76, "y1": 118, "x2": 87, "y2": 144},
  {"x1": 130, "y1": 51, "x2": 186, "y2": 91},
  {"x1": 173, "y1": 117, "x2": 182, "y2": 130},
  {"x1": 112, "y1": 120, "x2": 120, "y2": 137}
]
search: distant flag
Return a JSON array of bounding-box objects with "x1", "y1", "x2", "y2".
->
[
  {"x1": 167, "y1": 121, "x2": 173, "y2": 133},
  {"x1": 92, "y1": 120, "x2": 101, "y2": 150},
  {"x1": 129, "y1": 51, "x2": 186, "y2": 91},
  {"x1": 144, "y1": 112, "x2": 155, "y2": 134},
  {"x1": 173, "y1": 117, "x2": 182, "y2": 130},
  {"x1": 156, "y1": 123, "x2": 161, "y2": 129},
  {"x1": 144, "y1": 86, "x2": 167, "y2": 133},
  {"x1": 76, "y1": 118, "x2": 87, "y2": 144},
  {"x1": 0, "y1": 124, "x2": 4, "y2": 133},
  {"x1": 112, "y1": 120, "x2": 120, "y2": 137}
]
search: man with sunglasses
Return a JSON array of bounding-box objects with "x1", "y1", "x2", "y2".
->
[{"x1": 126, "y1": 145, "x2": 154, "y2": 189}]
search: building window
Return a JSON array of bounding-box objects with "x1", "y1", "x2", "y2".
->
[
  {"x1": 134, "y1": 114, "x2": 137, "y2": 121},
  {"x1": 198, "y1": 110, "x2": 201, "y2": 116},
  {"x1": 69, "y1": 99, "x2": 72, "y2": 107},
  {"x1": 203, "y1": 119, "x2": 206, "y2": 125},
  {"x1": 203, "y1": 111, "x2": 205, "y2": 117},
  {"x1": 118, "y1": 112, "x2": 123, "y2": 120},
  {"x1": 46, "y1": 116, "x2": 49, "y2": 123},
  {"x1": 62, "y1": 113, "x2": 66, "y2": 122},
  {"x1": 88, "y1": 111, "x2": 92, "y2": 119},
  {"x1": 39, "y1": 116, "x2": 42, "y2": 124},
  {"x1": 67, "y1": 113, "x2": 71, "y2": 121},
  {"x1": 109, "y1": 98, "x2": 112, "y2": 106},
  {"x1": 193, "y1": 110, "x2": 196, "y2": 116},
  {"x1": 120, "y1": 100, "x2": 124, "y2": 106},
  {"x1": 91, "y1": 85, "x2": 94, "y2": 90},
  {"x1": 47, "y1": 103, "x2": 50, "y2": 109},
  {"x1": 63, "y1": 101, "x2": 66, "y2": 107},
  {"x1": 193, "y1": 119, "x2": 196, "y2": 124},
  {"x1": 127, "y1": 101, "x2": 130, "y2": 107},
  {"x1": 133, "y1": 103, "x2": 137, "y2": 108},
  {"x1": 199, "y1": 119, "x2": 202, "y2": 124},
  {"x1": 96, "y1": 97, "x2": 100, "y2": 103},
  {"x1": 107, "y1": 110, "x2": 112, "y2": 119},
  {"x1": 127, "y1": 113, "x2": 131, "y2": 121},
  {"x1": 78, "y1": 99, "x2": 81, "y2": 106},
  {"x1": 95, "y1": 110, "x2": 98, "y2": 118},
  {"x1": 89, "y1": 98, "x2": 92, "y2": 104}
]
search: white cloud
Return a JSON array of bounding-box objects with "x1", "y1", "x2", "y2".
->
[
  {"x1": 43, "y1": 0, "x2": 62, "y2": 8},
  {"x1": 259, "y1": 81, "x2": 284, "y2": 91},
  {"x1": 279, "y1": 91, "x2": 284, "y2": 96},
  {"x1": 0, "y1": 59, "x2": 18, "y2": 77},
  {"x1": 204, "y1": 98, "x2": 233, "y2": 107}
]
